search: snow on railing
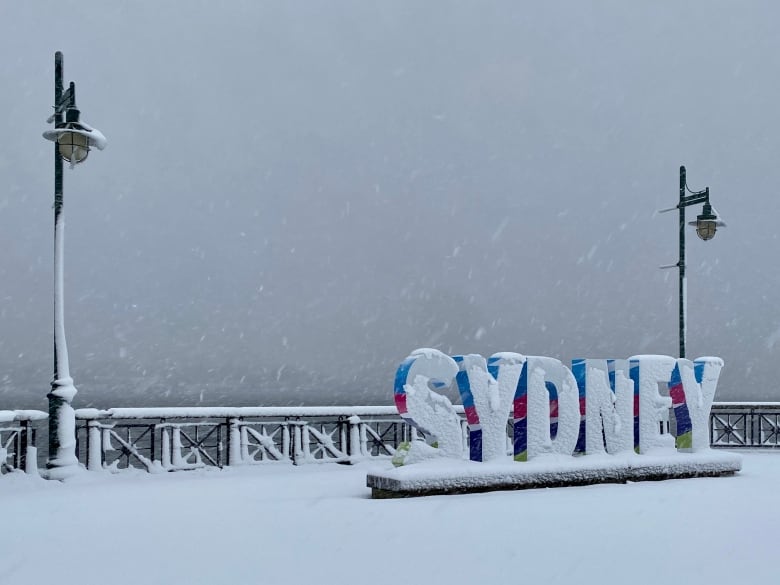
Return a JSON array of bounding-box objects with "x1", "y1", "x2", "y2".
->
[
  {"x1": 0, "y1": 410, "x2": 47, "y2": 475},
  {"x1": 74, "y1": 406, "x2": 430, "y2": 472},
  {"x1": 75, "y1": 406, "x2": 405, "y2": 420}
]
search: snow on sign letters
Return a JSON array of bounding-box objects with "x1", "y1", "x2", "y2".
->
[{"x1": 367, "y1": 348, "x2": 740, "y2": 497}]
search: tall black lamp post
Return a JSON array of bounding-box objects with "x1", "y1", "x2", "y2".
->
[
  {"x1": 42, "y1": 51, "x2": 106, "y2": 479},
  {"x1": 661, "y1": 166, "x2": 725, "y2": 359}
]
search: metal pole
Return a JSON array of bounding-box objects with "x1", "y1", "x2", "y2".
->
[
  {"x1": 678, "y1": 166, "x2": 687, "y2": 359},
  {"x1": 47, "y1": 51, "x2": 80, "y2": 478}
]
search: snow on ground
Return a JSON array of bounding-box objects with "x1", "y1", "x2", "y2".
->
[{"x1": 1, "y1": 451, "x2": 776, "y2": 585}]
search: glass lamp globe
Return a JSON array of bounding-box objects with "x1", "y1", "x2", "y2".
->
[
  {"x1": 56, "y1": 124, "x2": 91, "y2": 164},
  {"x1": 694, "y1": 217, "x2": 717, "y2": 241},
  {"x1": 688, "y1": 202, "x2": 724, "y2": 241}
]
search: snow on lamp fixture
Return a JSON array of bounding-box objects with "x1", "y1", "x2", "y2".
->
[{"x1": 43, "y1": 106, "x2": 106, "y2": 168}]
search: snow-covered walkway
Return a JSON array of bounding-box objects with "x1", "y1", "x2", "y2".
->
[{"x1": 1, "y1": 451, "x2": 775, "y2": 585}]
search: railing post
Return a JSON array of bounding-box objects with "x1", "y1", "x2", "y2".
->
[
  {"x1": 151, "y1": 423, "x2": 157, "y2": 466},
  {"x1": 299, "y1": 422, "x2": 309, "y2": 464},
  {"x1": 339, "y1": 419, "x2": 347, "y2": 456},
  {"x1": 347, "y1": 415, "x2": 365, "y2": 462},
  {"x1": 291, "y1": 420, "x2": 306, "y2": 465},
  {"x1": 101, "y1": 427, "x2": 112, "y2": 459},
  {"x1": 750, "y1": 407, "x2": 757, "y2": 446},
  {"x1": 87, "y1": 420, "x2": 102, "y2": 471},
  {"x1": 281, "y1": 422, "x2": 291, "y2": 461},
  {"x1": 240, "y1": 426, "x2": 250, "y2": 462},
  {"x1": 171, "y1": 426, "x2": 184, "y2": 468},
  {"x1": 161, "y1": 425, "x2": 171, "y2": 470},
  {"x1": 19, "y1": 420, "x2": 40, "y2": 476},
  {"x1": 359, "y1": 420, "x2": 370, "y2": 457},
  {"x1": 228, "y1": 417, "x2": 242, "y2": 466},
  {"x1": 17, "y1": 419, "x2": 28, "y2": 472},
  {"x1": 25, "y1": 444, "x2": 39, "y2": 476}
]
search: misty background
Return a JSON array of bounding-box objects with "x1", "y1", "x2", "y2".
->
[{"x1": 1, "y1": 2, "x2": 778, "y2": 408}]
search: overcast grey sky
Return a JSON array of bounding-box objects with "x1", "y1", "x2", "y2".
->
[{"x1": 1, "y1": 2, "x2": 779, "y2": 408}]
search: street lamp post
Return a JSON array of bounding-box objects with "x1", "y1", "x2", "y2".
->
[
  {"x1": 42, "y1": 51, "x2": 106, "y2": 479},
  {"x1": 662, "y1": 166, "x2": 725, "y2": 359}
]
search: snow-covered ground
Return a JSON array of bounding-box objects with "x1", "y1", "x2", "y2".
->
[{"x1": 1, "y1": 451, "x2": 775, "y2": 585}]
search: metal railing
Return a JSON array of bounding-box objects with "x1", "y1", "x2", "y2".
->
[
  {"x1": 0, "y1": 410, "x2": 47, "y2": 474},
  {"x1": 710, "y1": 402, "x2": 780, "y2": 448},
  {"x1": 3, "y1": 403, "x2": 780, "y2": 475},
  {"x1": 74, "y1": 407, "x2": 422, "y2": 472}
]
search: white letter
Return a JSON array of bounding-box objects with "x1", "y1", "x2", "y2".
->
[
  {"x1": 629, "y1": 355, "x2": 676, "y2": 454},
  {"x1": 526, "y1": 356, "x2": 580, "y2": 459},
  {"x1": 677, "y1": 357, "x2": 723, "y2": 451},
  {"x1": 394, "y1": 348, "x2": 463, "y2": 459},
  {"x1": 453, "y1": 352, "x2": 522, "y2": 461},
  {"x1": 575, "y1": 359, "x2": 634, "y2": 455}
]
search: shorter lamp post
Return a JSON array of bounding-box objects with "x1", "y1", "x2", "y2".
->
[
  {"x1": 660, "y1": 166, "x2": 725, "y2": 359},
  {"x1": 42, "y1": 51, "x2": 106, "y2": 479}
]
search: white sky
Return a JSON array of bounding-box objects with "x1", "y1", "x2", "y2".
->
[{"x1": 1, "y1": 2, "x2": 779, "y2": 407}]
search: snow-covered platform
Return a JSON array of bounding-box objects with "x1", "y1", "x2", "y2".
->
[
  {"x1": 3, "y1": 451, "x2": 776, "y2": 584},
  {"x1": 367, "y1": 450, "x2": 742, "y2": 498}
]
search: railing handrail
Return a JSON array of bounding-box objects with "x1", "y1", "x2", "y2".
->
[
  {"x1": 0, "y1": 410, "x2": 48, "y2": 423},
  {"x1": 74, "y1": 405, "x2": 465, "y2": 420},
  {"x1": 71, "y1": 403, "x2": 773, "y2": 420},
  {"x1": 712, "y1": 402, "x2": 780, "y2": 408}
]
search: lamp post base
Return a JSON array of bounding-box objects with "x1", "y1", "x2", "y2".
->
[{"x1": 46, "y1": 379, "x2": 82, "y2": 480}]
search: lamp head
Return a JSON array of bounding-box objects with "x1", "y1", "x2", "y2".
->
[
  {"x1": 688, "y1": 202, "x2": 726, "y2": 241},
  {"x1": 43, "y1": 107, "x2": 107, "y2": 167}
]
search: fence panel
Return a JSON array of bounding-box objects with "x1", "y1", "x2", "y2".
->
[
  {"x1": 710, "y1": 403, "x2": 780, "y2": 448},
  {"x1": 0, "y1": 411, "x2": 47, "y2": 474}
]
